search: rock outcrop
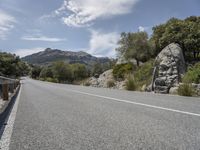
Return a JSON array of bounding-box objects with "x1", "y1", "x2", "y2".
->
[
  {"x1": 152, "y1": 43, "x2": 186, "y2": 94},
  {"x1": 86, "y1": 69, "x2": 126, "y2": 90}
]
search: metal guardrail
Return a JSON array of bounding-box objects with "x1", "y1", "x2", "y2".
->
[{"x1": 0, "y1": 76, "x2": 20, "y2": 101}]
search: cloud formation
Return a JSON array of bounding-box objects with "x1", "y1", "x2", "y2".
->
[
  {"x1": 138, "y1": 26, "x2": 150, "y2": 32},
  {"x1": 21, "y1": 35, "x2": 66, "y2": 42},
  {"x1": 0, "y1": 10, "x2": 16, "y2": 40},
  {"x1": 87, "y1": 30, "x2": 120, "y2": 57},
  {"x1": 55, "y1": 0, "x2": 139, "y2": 27},
  {"x1": 14, "y1": 47, "x2": 44, "y2": 57}
]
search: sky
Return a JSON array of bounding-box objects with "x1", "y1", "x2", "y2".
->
[{"x1": 0, "y1": 0, "x2": 199, "y2": 58}]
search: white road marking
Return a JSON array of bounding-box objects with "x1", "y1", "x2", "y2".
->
[
  {"x1": 67, "y1": 89, "x2": 200, "y2": 117},
  {"x1": 0, "y1": 86, "x2": 22, "y2": 150}
]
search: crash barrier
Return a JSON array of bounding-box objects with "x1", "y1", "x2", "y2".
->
[{"x1": 0, "y1": 76, "x2": 20, "y2": 101}]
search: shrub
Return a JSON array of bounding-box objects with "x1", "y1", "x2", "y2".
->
[
  {"x1": 45, "y1": 77, "x2": 58, "y2": 83},
  {"x1": 113, "y1": 63, "x2": 134, "y2": 80},
  {"x1": 84, "y1": 81, "x2": 91, "y2": 86},
  {"x1": 134, "y1": 60, "x2": 154, "y2": 89},
  {"x1": 183, "y1": 62, "x2": 200, "y2": 84},
  {"x1": 178, "y1": 83, "x2": 195, "y2": 96},
  {"x1": 125, "y1": 75, "x2": 137, "y2": 91},
  {"x1": 107, "y1": 80, "x2": 115, "y2": 88}
]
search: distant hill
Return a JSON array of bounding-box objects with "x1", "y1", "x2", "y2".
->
[{"x1": 22, "y1": 48, "x2": 111, "y2": 67}]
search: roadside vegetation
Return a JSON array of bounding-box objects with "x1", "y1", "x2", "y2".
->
[
  {"x1": 31, "y1": 62, "x2": 89, "y2": 83},
  {"x1": 0, "y1": 52, "x2": 30, "y2": 77},
  {"x1": 178, "y1": 83, "x2": 195, "y2": 97},
  {"x1": 113, "y1": 63, "x2": 134, "y2": 80},
  {"x1": 114, "y1": 16, "x2": 200, "y2": 96},
  {"x1": 107, "y1": 80, "x2": 115, "y2": 88},
  {"x1": 30, "y1": 60, "x2": 115, "y2": 84},
  {"x1": 183, "y1": 62, "x2": 200, "y2": 84},
  {"x1": 125, "y1": 75, "x2": 137, "y2": 91}
]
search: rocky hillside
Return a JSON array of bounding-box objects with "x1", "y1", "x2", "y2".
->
[{"x1": 22, "y1": 48, "x2": 111, "y2": 67}]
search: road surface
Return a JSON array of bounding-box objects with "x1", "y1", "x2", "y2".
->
[{"x1": 2, "y1": 78, "x2": 200, "y2": 149}]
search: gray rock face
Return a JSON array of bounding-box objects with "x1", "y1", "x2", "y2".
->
[
  {"x1": 86, "y1": 69, "x2": 126, "y2": 90},
  {"x1": 152, "y1": 43, "x2": 186, "y2": 94},
  {"x1": 169, "y1": 86, "x2": 179, "y2": 95}
]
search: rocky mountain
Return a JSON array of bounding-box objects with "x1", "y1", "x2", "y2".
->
[{"x1": 22, "y1": 48, "x2": 111, "y2": 67}]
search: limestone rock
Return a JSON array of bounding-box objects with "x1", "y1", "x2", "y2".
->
[
  {"x1": 169, "y1": 86, "x2": 179, "y2": 95},
  {"x1": 86, "y1": 69, "x2": 126, "y2": 90},
  {"x1": 152, "y1": 43, "x2": 186, "y2": 94}
]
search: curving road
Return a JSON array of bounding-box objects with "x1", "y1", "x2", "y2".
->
[{"x1": 3, "y1": 78, "x2": 200, "y2": 149}]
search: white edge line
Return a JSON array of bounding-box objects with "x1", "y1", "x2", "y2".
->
[
  {"x1": 0, "y1": 86, "x2": 22, "y2": 150},
  {"x1": 67, "y1": 89, "x2": 200, "y2": 117}
]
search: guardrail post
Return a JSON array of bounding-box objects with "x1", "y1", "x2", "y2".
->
[{"x1": 3, "y1": 80, "x2": 9, "y2": 101}]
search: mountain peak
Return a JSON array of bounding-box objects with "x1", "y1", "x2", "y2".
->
[
  {"x1": 44, "y1": 48, "x2": 52, "y2": 52},
  {"x1": 22, "y1": 48, "x2": 111, "y2": 67}
]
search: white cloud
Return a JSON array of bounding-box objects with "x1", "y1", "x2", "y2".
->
[
  {"x1": 14, "y1": 47, "x2": 45, "y2": 58},
  {"x1": 54, "y1": 0, "x2": 139, "y2": 27},
  {"x1": 138, "y1": 26, "x2": 150, "y2": 32},
  {"x1": 21, "y1": 35, "x2": 66, "y2": 42},
  {"x1": 0, "y1": 10, "x2": 16, "y2": 40},
  {"x1": 138, "y1": 26, "x2": 145, "y2": 32},
  {"x1": 87, "y1": 30, "x2": 120, "y2": 58}
]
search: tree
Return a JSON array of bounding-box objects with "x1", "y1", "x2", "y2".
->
[
  {"x1": 0, "y1": 52, "x2": 30, "y2": 77},
  {"x1": 31, "y1": 65, "x2": 42, "y2": 79},
  {"x1": 151, "y1": 16, "x2": 200, "y2": 61},
  {"x1": 92, "y1": 63, "x2": 103, "y2": 76},
  {"x1": 52, "y1": 61, "x2": 72, "y2": 83},
  {"x1": 116, "y1": 31, "x2": 152, "y2": 66},
  {"x1": 39, "y1": 67, "x2": 53, "y2": 79},
  {"x1": 71, "y1": 64, "x2": 88, "y2": 80}
]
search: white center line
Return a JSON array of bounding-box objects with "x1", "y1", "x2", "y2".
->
[{"x1": 67, "y1": 89, "x2": 200, "y2": 117}]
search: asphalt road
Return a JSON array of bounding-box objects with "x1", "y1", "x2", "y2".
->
[{"x1": 6, "y1": 78, "x2": 200, "y2": 149}]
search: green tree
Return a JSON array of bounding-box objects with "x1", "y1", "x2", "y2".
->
[
  {"x1": 0, "y1": 52, "x2": 30, "y2": 77},
  {"x1": 71, "y1": 64, "x2": 88, "y2": 80},
  {"x1": 31, "y1": 65, "x2": 42, "y2": 79},
  {"x1": 52, "y1": 61, "x2": 72, "y2": 83},
  {"x1": 116, "y1": 31, "x2": 152, "y2": 66},
  {"x1": 39, "y1": 67, "x2": 53, "y2": 79},
  {"x1": 92, "y1": 63, "x2": 103, "y2": 76},
  {"x1": 151, "y1": 16, "x2": 200, "y2": 61}
]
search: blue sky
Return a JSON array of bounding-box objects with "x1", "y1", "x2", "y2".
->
[{"x1": 0, "y1": 0, "x2": 199, "y2": 58}]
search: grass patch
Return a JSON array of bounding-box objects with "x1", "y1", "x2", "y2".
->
[
  {"x1": 134, "y1": 60, "x2": 154, "y2": 90},
  {"x1": 183, "y1": 62, "x2": 200, "y2": 84},
  {"x1": 83, "y1": 81, "x2": 91, "y2": 86},
  {"x1": 107, "y1": 80, "x2": 115, "y2": 88},
  {"x1": 178, "y1": 83, "x2": 195, "y2": 97},
  {"x1": 125, "y1": 75, "x2": 137, "y2": 91}
]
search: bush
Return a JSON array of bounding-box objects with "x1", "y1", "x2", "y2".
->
[
  {"x1": 134, "y1": 60, "x2": 154, "y2": 89},
  {"x1": 178, "y1": 83, "x2": 195, "y2": 96},
  {"x1": 125, "y1": 75, "x2": 137, "y2": 91},
  {"x1": 45, "y1": 77, "x2": 58, "y2": 83},
  {"x1": 107, "y1": 80, "x2": 115, "y2": 88},
  {"x1": 113, "y1": 63, "x2": 134, "y2": 79},
  {"x1": 84, "y1": 81, "x2": 91, "y2": 86},
  {"x1": 183, "y1": 62, "x2": 200, "y2": 84}
]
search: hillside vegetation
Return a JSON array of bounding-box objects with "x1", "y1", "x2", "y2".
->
[
  {"x1": 0, "y1": 52, "x2": 30, "y2": 78},
  {"x1": 112, "y1": 16, "x2": 200, "y2": 96}
]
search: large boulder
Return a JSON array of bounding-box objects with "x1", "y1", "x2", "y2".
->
[
  {"x1": 86, "y1": 69, "x2": 126, "y2": 90},
  {"x1": 152, "y1": 43, "x2": 186, "y2": 94}
]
